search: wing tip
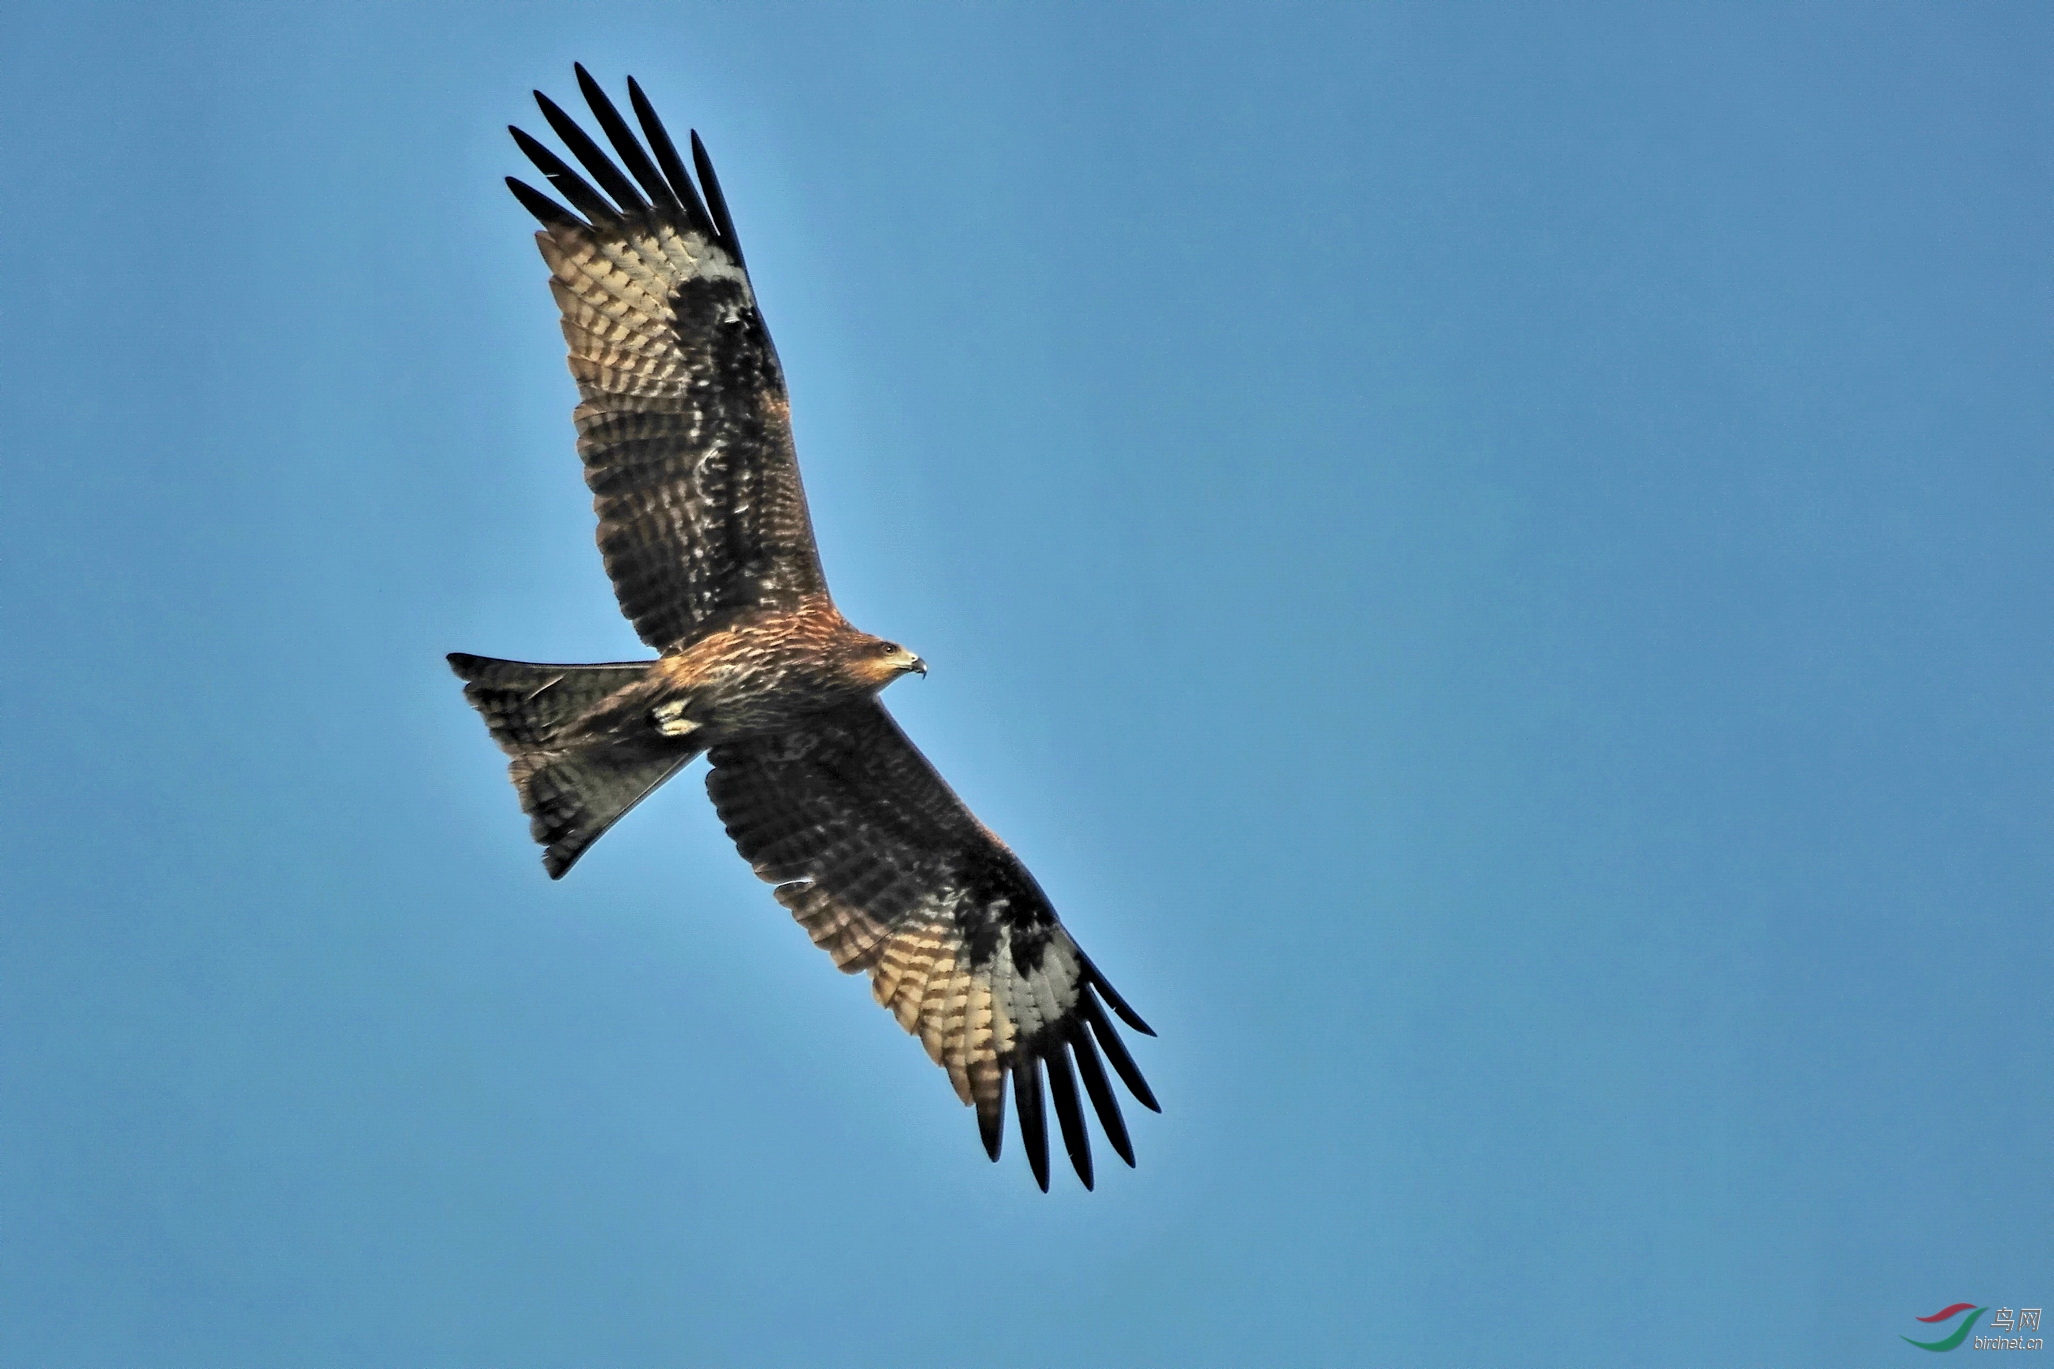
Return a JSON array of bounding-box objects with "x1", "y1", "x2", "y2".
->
[
  {"x1": 505, "y1": 174, "x2": 582, "y2": 231},
  {"x1": 1068, "y1": 1021, "x2": 1136, "y2": 1168},
  {"x1": 1083, "y1": 954, "x2": 1155, "y2": 1036},
  {"x1": 979, "y1": 1100, "x2": 1005, "y2": 1162},
  {"x1": 1084, "y1": 993, "x2": 1162, "y2": 1114},
  {"x1": 1013, "y1": 1056, "x2": 1051, "y2": 1193},
  {"x1": 522, "y1": 66, "x2": 731, "y2": 256},
  {"x1": 509, "y1": 121, "x2": 621, "y2": 225},
  {"x1": 1045, "y1": 1040, "x2": 1095, "y2": 1190},
  {"x1": 688, "y1": 126, "x2": 747, "y2": 268},
  {"x1": 535, "y1": 82, "x2": 649, "y2": 214}
]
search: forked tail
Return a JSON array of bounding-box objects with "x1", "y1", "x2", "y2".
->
[{"x1": 447, "y1": 653, "x2": 698, "y2": 878}]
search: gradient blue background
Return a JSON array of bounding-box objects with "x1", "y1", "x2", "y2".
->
[{"x1": 4, "y1": 4, "x2": 2048, "y2": 1365}]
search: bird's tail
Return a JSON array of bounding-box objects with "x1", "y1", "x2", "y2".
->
[{"x1": 447, "y1": 652, "x2": 699, "y2": 878}]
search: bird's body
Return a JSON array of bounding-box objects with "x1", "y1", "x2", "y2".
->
[
  {"x1": 558, "y1": 598, "x2": 918, "y2": 749},
  {"x1": 449, "y1": 67, "x2": 1156, "y2": 1191}
]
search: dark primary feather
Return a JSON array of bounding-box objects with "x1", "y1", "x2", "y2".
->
[
  {"x1": 690, "y1": 129, "x2": 746, "y2": 270},
  {"x1": 1014, "y1": 1056, "x2": 1051, "y2": 1192},
  {"x1": 1082, "y1": 951, "x2": 1156, "y2": 1035},
  {"x1": 485, "y1": 72, "x2": 1157, "y2": 1190},
  {"x1": 535, "y1": 89, "x2": 647, "y2": 213},
  {"x1": 510, "y1": 123, "x2": 619, "y2": 224},
  {"x1": 628, "y1": 77, "x2": 721, "y2": 246},
  {"x1": 508, "y1": 72, "x2": 827, "y2": 652},
  {"x1": 573, "y1": 65, "x2": 679, "y2": 215},
  {"x1": 1068, "y1": 1021, "x2": 1134, "y2": 1166},
  {"x1": 505, "y1": 175, "x2": 581, "y2": 231},
  {"x1": 1044, "y1": 1040, "x2": 1093, "y2": 1190},
  {"x1": 1083, "y1": 994, "x2": 1159, "y2": 1112},
  {"x1": 705, "y1": 700, "x2": 1156, "y2": 1189}
]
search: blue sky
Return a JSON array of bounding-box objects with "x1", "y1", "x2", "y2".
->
[{"x1": 4, "y1": 3, "x2": 2049, "y2": 1365}]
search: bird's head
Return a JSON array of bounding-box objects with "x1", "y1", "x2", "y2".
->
[{"x1": 847, "y1": 634, "x2": 927, "y2": 690}]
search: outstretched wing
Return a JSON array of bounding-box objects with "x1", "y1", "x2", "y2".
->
[
  {"x1": 705, "y1": 701, "x2": 1159, "y2": 1191},
  {"x1": 509, "y1": 66, "x2": 828, "y2": 652}
]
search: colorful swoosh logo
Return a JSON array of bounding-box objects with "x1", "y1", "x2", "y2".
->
[
  {"x1": 1918, "y1": 1305, "x2": 1978, "y2": 1323},
  {"x1": 1904, "y1": 1304, "x2": 1984, "y2": 1352}
]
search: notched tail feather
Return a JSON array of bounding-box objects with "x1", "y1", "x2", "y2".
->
[{"x1": 447, "y1": 652, "x2": 696, "y2": 878}]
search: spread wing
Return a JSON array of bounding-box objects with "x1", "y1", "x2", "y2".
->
[
  {"x1": 508, "y1": 67, "x2": 828, "y2": 652},
  {"x1": 705, "y1": 701, "x2": 1159, "y2": 1191}
]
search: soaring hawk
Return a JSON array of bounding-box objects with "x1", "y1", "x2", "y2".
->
[{"x1": 449, "y1": 67, "x2": 1157, "y2": 1191}]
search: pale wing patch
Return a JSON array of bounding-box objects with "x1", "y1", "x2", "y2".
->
[
  {"x1": 539, "y1": 223, "x2": 748, "y2": 319},
  {"x1": 777, "y1": 882, "x2": 1017, "y2": 1113},
  {"x1": 540, "y1": 225, "x2": 754, "y2": 404},
  {"x1": 777, "y1": 879, "x2": 892, "y2": 970},
  {"x1": 772, "y1": 875, "x2": 1106, "y2": 1140},
  {"x1": 703, "y1": 701, "x2": 1157, "y2": 1189}
]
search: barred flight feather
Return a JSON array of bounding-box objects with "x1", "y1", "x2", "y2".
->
[
  {"x1": 453, "y1": 69, "x2": 1157, "y2": 1192},
  {"x1": 508, "y1": 68, "x2": 824, "y2": 651},
  {"x1": 708, "y1": 700, "x2": 1156, "y2": 1190}
]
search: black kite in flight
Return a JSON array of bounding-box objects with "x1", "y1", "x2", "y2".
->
[{"x1": 448, "y1": 67, "x2": 1157, "y2": 1191}]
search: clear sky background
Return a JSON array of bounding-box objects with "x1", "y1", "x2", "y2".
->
[{"x1": 3, "y1": 3, "x2": 2049, "y2": 1366}]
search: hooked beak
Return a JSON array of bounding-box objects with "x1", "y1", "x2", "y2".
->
[{"x1": 909, "y1": 656, "x2": 927, "y2": 677}]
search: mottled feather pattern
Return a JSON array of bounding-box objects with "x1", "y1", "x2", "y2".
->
[
  {"x1": 512, "y1": 85, "x2": 826, "y2": 653},
  {"x1": 447, "y1": 653, "x2": 650, "y2": 749},
  {"x1": 708, "y1": 701, "x2": 1157, "y2": 1189},
  {"x1": 447, "y1": 653, "x2": 698, "y2": 877},
  {"x1": 462, "y1": 70, "x2": 1158, "y2": 1189}
]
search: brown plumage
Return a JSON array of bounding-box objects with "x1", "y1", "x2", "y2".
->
[{"x1": 448, "y1": 66, "x2": 1156, "y2": 1190}]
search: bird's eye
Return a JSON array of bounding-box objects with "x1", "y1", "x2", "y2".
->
[{"x1": 880, "y1": 642, "x2": 899, "y2": 654}]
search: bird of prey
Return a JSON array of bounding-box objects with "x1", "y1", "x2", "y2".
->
[{"x1": 448, "y1": 67, "x2": 1157, "y2": 1191}]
